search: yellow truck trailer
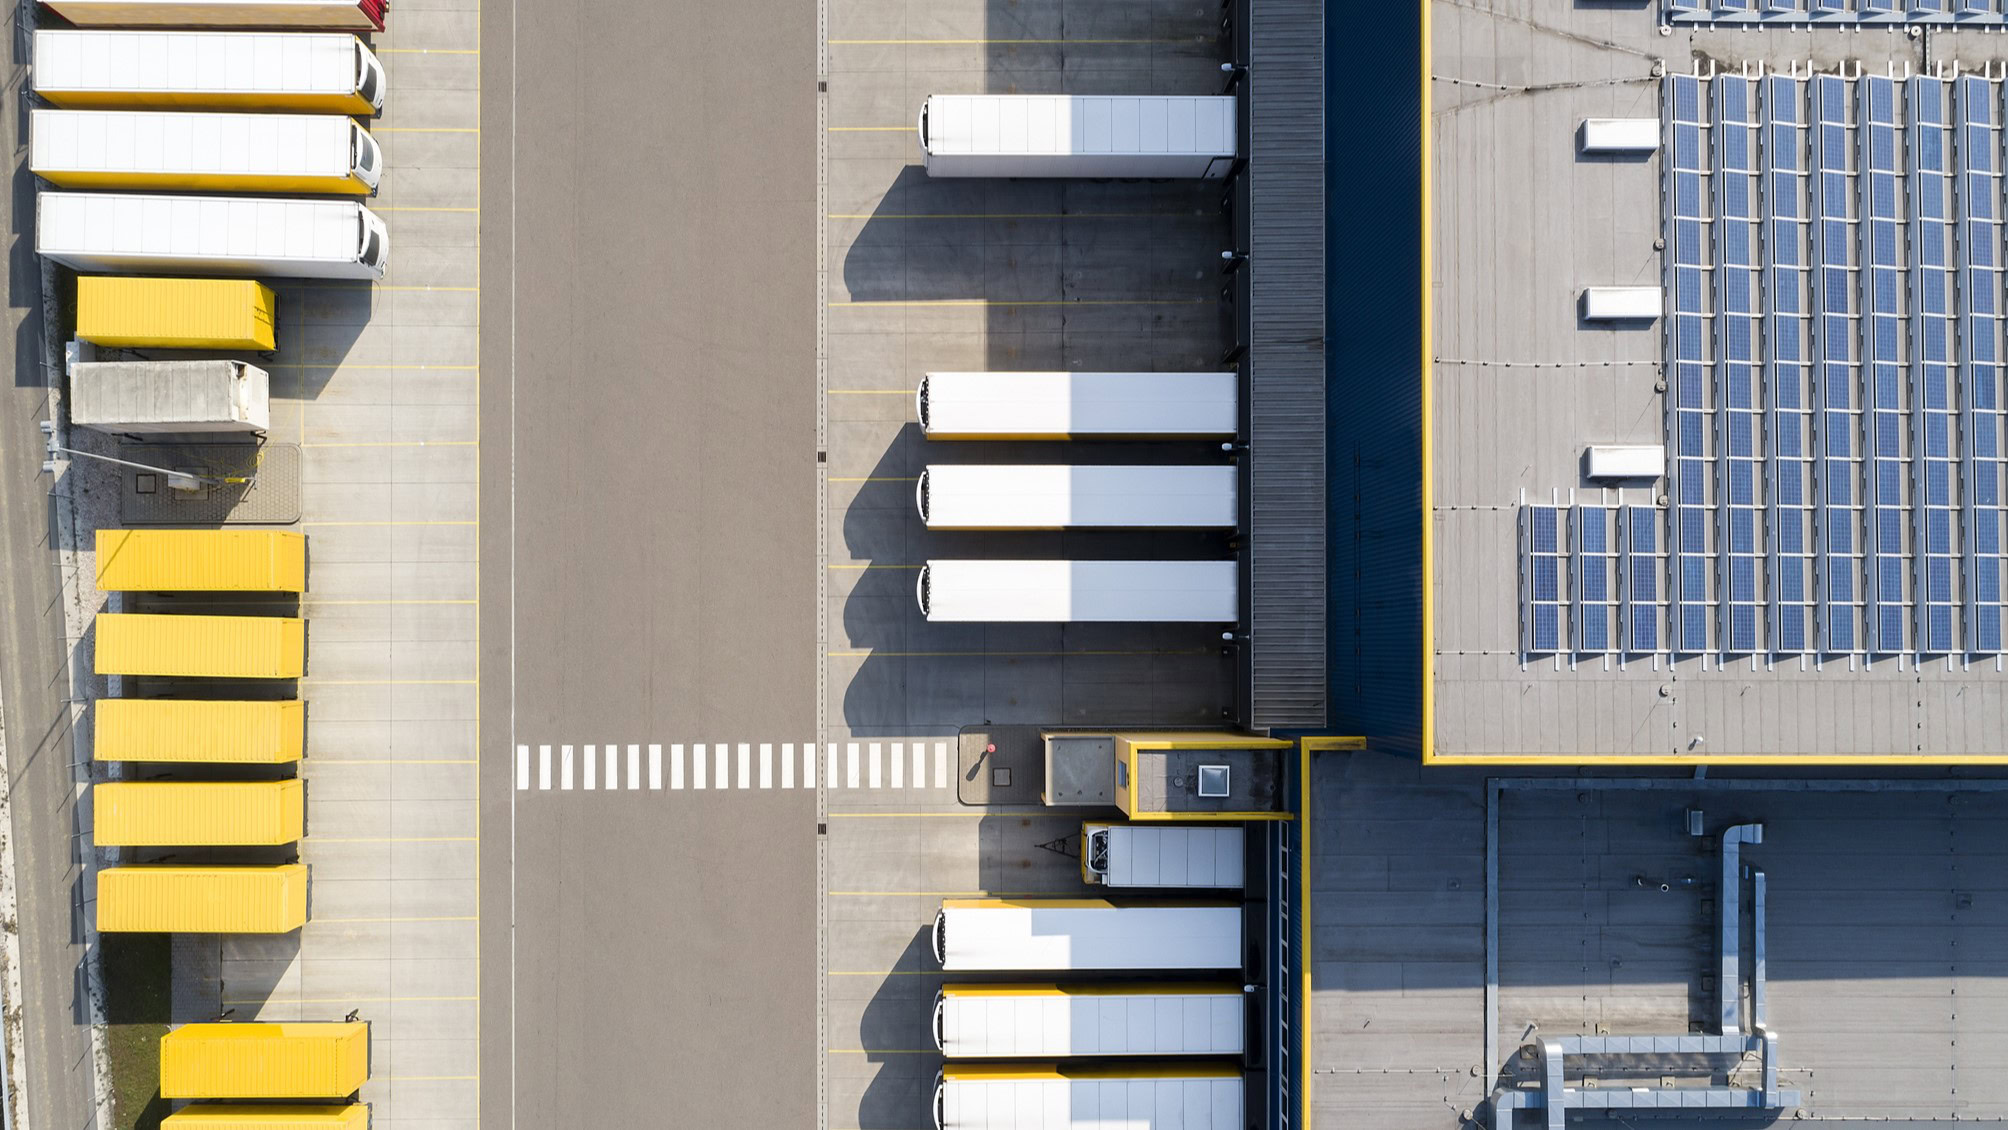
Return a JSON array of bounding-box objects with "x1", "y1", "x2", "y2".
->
[
  {"x1": 75, "y1": 276, "x2": 276, "y2": 351},
  {"x1": 96, "y1": 529, "x2": 305, "y2": 592},
  {"x1": 164, "y1": 1107, "x2": 368, "y2": 1130},
  {"x1": 160, "y1": 1022, "x2": 368, "y2": 1100},
  {"x1": 98, "y1": 864, "x2": 308, "y2": 933},
  {"x1": 95, "y1": 614, "x2": 305, "y2": 679},
  {"x1": 95, "y1": 780, "x2": 305, "y2": 846},
  {"x1": 95, "y1": 699, "x2": 303, "y2": 764}
]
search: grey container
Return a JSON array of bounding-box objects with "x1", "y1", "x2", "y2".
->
[{"x1": 70, "y1": 360, "x2": 269, "y2": 434}]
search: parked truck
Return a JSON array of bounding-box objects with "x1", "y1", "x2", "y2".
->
[
  {"x1": 918, "y1": 559, "x2": 1238, "y2": 623},
  {"x1": 41, "y1": 0, "x2": 388, "y2": 31},
  {"x1": 934, "y1": 1063, "x2": 1243, "y2": 1130},
  {"x1": 39, "y1": 191, "x2": 389, "y2": 280},
  {"x1": 919, "y1": 95, "x2": 1238, "y2": 178},
  {"x1": 932, "y1": 899, "x2": 1242, "y2": 972},
  {"x1": 96, "y1": 529, "x2": 306, "y2": 592},
  {"x1": 98, "y1": 864, "x2": 309, "y2": 933},
  {"x1": 94, "y1": 613, "x2": 306, "y2": 679},
  {"x1": 1082, "y1": 823, "x2": 1244, "y2": 889},
  {"x1": 33, "y1": 109, "x2": 383, "y2": 195},
  {"x1": 933, "y1": 983, "x2": 1245, "y2": 1058},
  {"x1": 94, "y1": 779, "x2": 305, "y2": 846},
  {"x1": 76, "y1": 277, "x2": 277, "y2": 351},
  {"x1": 70, "y1": 359, "x2": 269, "y2": 434},
  {"x1": 918, "y1": 465, "x2": 1237, "y2": 530},
  {"x1": 918, "y1": 371, "x2": 1238, "y2": 440},
  {"x1": 94, "y1": 698, "x2": 304, "y2": 763},
  {"x1": 158, "y1": 1021, "x2": 368, "y2": 1099},
  {"x1": 33, "y1": 29, "x2": 385, "y2": 114}
]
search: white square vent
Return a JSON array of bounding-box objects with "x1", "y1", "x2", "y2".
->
[{"x1": 1196, "y1": 764, "x2": 1231, "y2": 797}]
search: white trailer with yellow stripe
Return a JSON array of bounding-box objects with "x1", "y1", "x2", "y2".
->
[
  {"x1": 931, "y1": 898, "x2": 1242, "y2": 972},
  {"x1": 932, "y1": 983, "x2": 1245, "y2": 1059},
  {"x1": 934, "y1": 1063, "x2": 1243, "y2": 1130}
]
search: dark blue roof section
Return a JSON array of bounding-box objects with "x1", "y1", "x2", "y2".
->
[{"x1": 1327, "y1": 0, "x2": 1425, "y2": 754}]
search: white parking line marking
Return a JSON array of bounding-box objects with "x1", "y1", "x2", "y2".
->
[
  {"x1": 649, "y1": 744, "x2": 663, "y2": 790},
  {"x1": 827, "y1": 742, "x2": 839, "y2": 788},
  {"x1": 671, "y1": 744, "x2": 685, "y2": 790},
  {"x1": 890, "y1": 742, "x2": 903, "y2": 788},
  {"x1": 716, "y1": 744, "x2": 729, "y2": 789},
  {"x1": 913, "y1": 743, "x2": 925, "y2": 789},
  {"x1": 935, "y1": 741, "x2": 949, "y2": 788},
  {"x1": 693, "y1": 743, "x2": 707, "y2": 790},
  {"x1": 846, "y1": 742, "x2": 860, "y2": 789},
  {"x1": 781, "y1": 743, "x2": 794, "y2": 789},
  {"x1": 869, "y1": 742, "x2": 882, "y2": 789},
  {"x1": 760, "y1": 743, "x2": 774, "y2": 789},
  {"x1": 539, "y1": 745, "x2": 552, "y2": 790},
  {"x1": 561, "y1": 745, "x2": 574, "y2": 790},
  {"x1": 628, "y1": 744, "x2": 641, "y2": 790},
  {"x1": 738, "y1": 743, "x2": 751, "y2": 789},
  {"x1": 806, "y1": 742, "x2": 818, "y2": 788},
  {"x1": 605, "y1": 744, "x2": 619, "y2": 790},
  {"x1": 583, "y1": 745, "x2": 597, "y2": 790},
  {"x1": 516, "y1": 745, "x2": 529, "y2": 791}
]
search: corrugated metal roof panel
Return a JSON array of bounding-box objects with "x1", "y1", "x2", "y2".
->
[
  {"x1": 94, "y1": 613, "x2": 305, "y2": 678},
  {"x1": 96, "y1": 529, "x2": 306, "y2": 592},
  {"x1": 94, "y1": 698, "x2": 303, "y2": 763},
  {"x1": 1246, "y1": 0, "x2": 1328, "y2": 729},
  {"x1": 94, "y1": 780, "x2": 304, "y2": 846},
  {"x1": 75, "y1": 276, "x2": 276, "y2": 350},
  {"x1": 159, "y1": 1022, "x2": 368, "y2": 1099},
  {"x1": 98, "y1": 864, "x2": 308, "y2": 934}
]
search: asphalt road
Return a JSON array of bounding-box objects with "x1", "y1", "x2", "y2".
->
[
  {"x1": 0, "y1": 0, "x2": 99, "y2": 1120},
  {"x1": 477, "y1": 0, "x2": 820, "y2": 1125}
]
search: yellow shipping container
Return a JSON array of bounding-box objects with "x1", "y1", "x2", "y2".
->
[
  {"x1": 95, "y1": 780, "x2": 304, "y2": 846},
  {"x1": 95, "y1": 699, "x2": 303, "y2": 764},
  {"x1": 164, "y1": 1107, "x2": 368, "y2": 1130},
  {"x1": 95, "y1": 614, "x2": 306, "y2": 679},
  {"x1": 161, "y1": 1022, "x2": 368, "y2": 1100},
  {"x1": 97, "y1": 529, "x2": 307, "y2": 593},
  {"x1": 76, "y1": 277, "x2": 277, "y2": 351},
  {"x1": 98, "y1": 864, "x2": 308, "y2": 934}
]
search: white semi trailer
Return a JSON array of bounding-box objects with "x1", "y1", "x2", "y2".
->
[
  {"x1": 917, "y1": 560, "x2": 1238, "y2": 623},
  {"x1": 918, "y1": 465, "x2": 1237, "y2": 530},
  {"x1": 918, "y1": 371, "x2": 1238, "y2": 440},
  {"x1": 32, "y1": 110, "x2": 383, "y2": 195},
  {"x1": 919, "y1": 95, "x2": 1237, "y2": 178},
  {"x1": 931, "y1": 899, "x2": 1242, "y2": 972},
  {"x1": 934, "y1": 1064, "x2": 1243, "y2": 1130},
  {"x1": 39, "y1": 191, "x2": 389, "y2": 280},
  {"x1": 932, "y1": 983, "x2": 1245, "y2": 1058},
  {"x1": 33, "y1": 30, "x2": 386, "y2": 114}
]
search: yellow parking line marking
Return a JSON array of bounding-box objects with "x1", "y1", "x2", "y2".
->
[
  {"x1": 300, "y1": 682, "x2": 475, "y2": 692},
  {"x1": 383, "y1": 1076, "x2": 480, "y2": 1082},
  {"x1": 827, "y1": 1048, "x2": 936, "y2": 1055},
  {"x1": 223, "y1": 996, "x2": 476, "y2": 1005},
  {"x1": 827, "y1": 563, "x2": 922, "y2": 570},
  {"x1": 376, "y1": 127, "x2": 481, "y2": 133},
  {"x1": 826, "y1": 476, "x2": 917, "y2": 483},
  {"x1": 374, "y1": 206, "x2": 481, "y2": 213},
  {"x1": 266, "y1": 363, "x2": 478, "y2": 371},
  {"x1": 827, "y1": 212, "x2": 1199, "y2": 220},
  {"x1": 301, "y1": 520, "x2": 477, "y2": 527},
  {"x1": 829, "y1": 37, "x2": 1207, "y2": 45},
  {"x1": 827, "y1": 125, "x2": 915, "y2": 132},
  {"x1": 300, "y1": 440, "x2": 477, "y2": 448},
  {"x1": 827, "y1": 970, "x2": 944, "y2": 977},
  {"x1": 827, "y1": 812, "x2": 982, "y2": 818},
  {"x1": 308, "y1": 759, "x2": 478, "y2": 765},
  {"x1": 828, "y1": 389, "x2": 912, "y2": 394},
  {"x1": 303, "y1": 599, "x2": 478, "y2": 606},
  {"x1": 313, "y1": 916, "x2": 477, "y2": 924},
  {"x1": 829, "y1": 298, "x2": 1207, "y2": 307},
  {"x1": 381, "y1": 47, "x2": 480, "y2": 54},
  {"x1": 828, "y1": 648, "x2": 1208, "y2": 658},
  {"x1": 310, "y1": 837, "x2": 477, "y2": 843}
]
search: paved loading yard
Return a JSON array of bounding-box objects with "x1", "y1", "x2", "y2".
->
[
  {"x1": 99, "y1": 3, "x2": 486, "y2": 1127},
  {"x1": 819, "y1": 0, "x2": 1241, "y2": 1125}
]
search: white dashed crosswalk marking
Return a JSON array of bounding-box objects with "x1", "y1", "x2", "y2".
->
[{"x1": 521, "y1": 739, "x2": 955, "y2": 793}]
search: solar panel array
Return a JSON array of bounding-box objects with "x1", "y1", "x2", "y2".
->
[
  {"x1": 1669, "y1": 0, "x2": 2008, "y2": 23},
  {"x1": 1519, "y1": 72, "x2": 2008, "y2": 660}
]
